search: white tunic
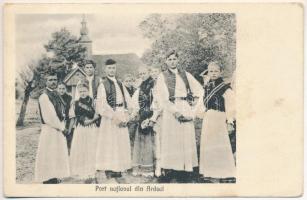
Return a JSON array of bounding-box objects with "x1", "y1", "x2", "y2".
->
[
  {"x1": 34, "y1": 91, "x2": 70, "y2": 182},
  {"x1": 153, "y1": 69, "x2": 203, "y2": 171},
  {"x1": 95, "y1": 77, "x2": 132, "y2": 172}
]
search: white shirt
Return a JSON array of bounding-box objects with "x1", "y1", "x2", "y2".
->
[{"x1": 86, "y1": 75, "x2": 94, "y2": 98}]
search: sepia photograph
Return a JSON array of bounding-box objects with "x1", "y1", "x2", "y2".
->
[
  {"x1": 15, "y1": 12, "x2": 236, "y2": 184},
  {"x1": 4, "y1": 2, "x2": 303, "y2": 197}
]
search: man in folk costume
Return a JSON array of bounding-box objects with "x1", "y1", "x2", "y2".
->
[
  {"x1": 95, "y1": 59, "x2": 133, "y2": 182},
  {"x1": 153, "y1": 50, "x2": 203, "y2": 182},
  {"x1": 34, "y1": 71, "x2": 70, "y2": 184}
]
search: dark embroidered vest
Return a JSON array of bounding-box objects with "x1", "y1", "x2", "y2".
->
[
  {"x1": 61, "y1": 93, "x2": 72, "y2": 120},
  {"x1": 138, "y1": 76, "x2": 155, "y2": 134},
  {"x1": 75, "y1": 96, "x2": 96, "y2": 126},
  {"x1": 102, "y1": 77, "x2": 127, "y2": 110},
  {"x1": 162, "y1": 69, "x2": 193, "y2": 103},
  {"x1": 39, "y1": 89, "x2": 66, "y2": 124},
  {"x1": 125, "y1": 86, "x2": 136, "y2": 97},
  {"x1": 138, "y1": 77, "x2": 155, "y2": 121},
  {"x1": 203, "y1": 78, "x2": 231, "y2": 112}
]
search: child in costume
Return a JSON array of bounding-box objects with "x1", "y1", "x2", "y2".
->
[
  {"x1": 195, "y1": 62, "x2": 236, "y2": 183},
  {"x1": 69, "y1": 80, "x2": 100, "y2": 182}
]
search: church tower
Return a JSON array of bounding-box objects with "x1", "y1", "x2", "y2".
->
[{"x1": 79, "y1": 15, "x2": 92, "y2": 59}]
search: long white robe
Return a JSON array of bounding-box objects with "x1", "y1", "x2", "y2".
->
[
  {"x1": 95, "y1": 78, "x2": 133, "y2": 172},
  {"x1": 153, "y1": 70, "x2": 203, "y2": 172},
  {"x1": 34, "y1": 93, "x2": 70, "y2": 182}
]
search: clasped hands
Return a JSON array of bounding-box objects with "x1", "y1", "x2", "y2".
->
[
  {"x1": 173, "y1": 112, "x2": 193, "y2": 123},
  {"x1": 140, "y1": 118, "x2": 156, "y2": 129}
]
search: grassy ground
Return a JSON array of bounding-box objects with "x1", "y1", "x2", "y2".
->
[{"x1": 15, "y1": 99, "x2": 234, "y2": 184}]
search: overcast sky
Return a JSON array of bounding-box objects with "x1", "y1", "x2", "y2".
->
[{"x1": 16, "y1": 14, "x2": 152, "y2": 71}]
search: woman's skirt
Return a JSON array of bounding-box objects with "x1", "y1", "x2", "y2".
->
[
  {"x1": 199, "y1": 110, "x2": 236, "y2": 178},
  {"x1": 69, "y1": 124, "x2": 98, "y2": 179},
  {"x1": 132, "y1": 127, "x2": 155, "y2": 175}
]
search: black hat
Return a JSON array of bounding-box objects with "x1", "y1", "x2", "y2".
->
[{"x1": 105, "y1": 59, "x2": 116, "y2": 65}]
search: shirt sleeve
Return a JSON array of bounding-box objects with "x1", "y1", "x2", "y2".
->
[
  {"x1": 150, "y1": 86, "x2": 163, "y2": 122},
  {"x1": 187, "y1": 72, "x2": 203, "y2": 98},
  {"x1": 95, "y1": 83, "x2": 114, "y2": 119},
  {"x1": 131, "y1": 89, "x2": 140, "y2": 113},
  {"x1": 69, "y1": 101, "x2": 76, "y2": 118},
  {"x1": 39, "y1": 94, "x2": 65, "y2": 131},
  {"x1": 223, "y1": 88, "x2": 236, "y2": 123},
  {"x1": 192, "y1": 89, "x2": 205, "y2": 119}
]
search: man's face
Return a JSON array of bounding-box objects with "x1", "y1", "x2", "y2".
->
[
  {"x1": 57, "y1": 84, "x2": 66, "y2": 95},
  {"x1": 165, "y1": 54, "x2": 178, "y2": 70},
  {"x1": 46, "y1": 75, "x2": 58, "y2": 90},
  {"x1": 84, "y1": 64, "x2": 95, "y2": 76},
  {"x1": 105, "y1": 64, "x2": 116, "y2": 77}
]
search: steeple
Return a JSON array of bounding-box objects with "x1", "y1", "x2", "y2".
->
[{"x1": 79, "y1": 15, "x2": 92, "y2": 58}]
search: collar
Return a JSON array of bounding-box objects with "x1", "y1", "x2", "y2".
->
[
  {"x1": 107, "y1": 76, "x2": 117, "y2": 82},
  {"x1": 46, "y1": 87, "x2": 54, "y2": 92},
  {"x1": 87, "y1": 75, "x2": 94, "y2": 81},
  {"x1": 168, "y1": 68, "x2": 178, "y2": 74}
]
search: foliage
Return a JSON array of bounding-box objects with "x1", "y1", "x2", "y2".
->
[
  {"x1": 139, "y1": 13, "x2": 236, "y2": 82},
  {"x1": 16, "y1": 28, "x2": 87, "y2": 126}
]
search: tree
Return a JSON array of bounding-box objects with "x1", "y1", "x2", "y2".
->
[
  {"x1": 16, "y1": 28, "x2": 86, "y2": 127},
  {"x1": 139, "y1": 13, "x2": 236, "y2": 82}
]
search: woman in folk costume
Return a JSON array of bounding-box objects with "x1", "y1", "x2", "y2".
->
[
  {"x1": 69, "y1": 80, "x2": 100, "y2": 182},
  {"x1": 34, "y1": 71, "x2": 70, "y2": 184},
  {"x1": 194, "y1": 62, "x2": 236, "y2": 183},
  {"x1": 131, "y1": 66, "x2": 157, "y2": 177},
  {"x1": 95, "y1": 59, "x2": 133, "y2": 182},
  {"x1": 57, "y1": 82, "x2": 73, "y2": 153},
  {"x1": 153, "y1": 50, "x2": 203, "y2": 182}
]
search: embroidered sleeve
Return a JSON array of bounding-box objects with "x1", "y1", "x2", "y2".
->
[
  {"x1": 223, "y1": 88, "x2": 235, "y2": 123},
  {"x1": 95, "y1": 83, "x2": 114, "y2": 119}
]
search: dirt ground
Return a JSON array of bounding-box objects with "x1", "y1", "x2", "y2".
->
[{"x1": 16, "y1": 99, "x2": 234, "y2": 184}]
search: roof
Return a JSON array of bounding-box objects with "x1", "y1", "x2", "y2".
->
[
  {"x1": 63, "y1": 66, "x2": 86, "y2": 83},
  {"x1": 92, "y1": 53, "x2": 144, "y2": 79}
]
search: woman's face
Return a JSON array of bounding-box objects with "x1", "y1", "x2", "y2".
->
[
  {"x1": 57, "y1": 84, "x2": 66, "y2": 95},
  {"x1": 207, "y1": 64, "x2": 222, "y2": 80},
  {"x1": 165, "y1": 54, "x2": 178, "y2": 69},
  {"x1": 138, "y1": 68, "x2": 149, "y2": 81},
  {"x1": 78, "y1": 86, "x2": 89, "y2": 98}
]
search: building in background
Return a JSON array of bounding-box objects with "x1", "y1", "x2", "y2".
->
[{"x1": 64, "y1": 16, "x2": 144, "y2": 97}]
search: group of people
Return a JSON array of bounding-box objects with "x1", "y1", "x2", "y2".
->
[{"x1": 34, "y1": 50, "x2": 236, "y2": 184}]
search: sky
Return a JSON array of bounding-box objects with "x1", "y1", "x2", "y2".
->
[{"x1": 16, "y1": 14, "x2": 152, "y2": 71}]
